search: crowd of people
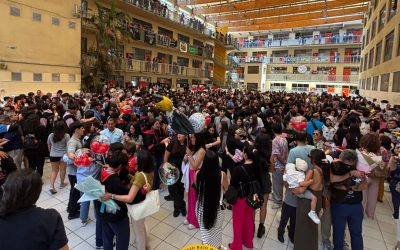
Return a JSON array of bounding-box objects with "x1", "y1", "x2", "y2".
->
[{"x1": 0, "y1": 86, "x2": 399, "y2": 250}]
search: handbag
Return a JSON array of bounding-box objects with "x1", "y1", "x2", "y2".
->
[{"x1": 127, "y1": 172, "x2": 160, "y2": 221}]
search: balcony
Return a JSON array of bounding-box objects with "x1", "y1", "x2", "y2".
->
[
  {"x1": 238, "y1": 35, "x2": 362, "y2": 49},
  {"x1": 230, "y1": 55, "x2": 361, "y2": 65},
  {"x1": 265, "y1": 74, "x2": 359, "y2": 83},
  {"x1": 111, "y1": 0, "x2": 239, "y2": 49},
  {"x1": 125, "y1": 58, "x2": 212, "y2": 78}
]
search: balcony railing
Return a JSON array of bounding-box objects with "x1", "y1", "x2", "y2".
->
[
  {"x1": 120, "y1": 0, "x2": 239, "y2": 49},
  {"x1": 265, "y1": 74, "x2": 359, "y2": 83},
  {"x1": 230, "y1": 55, "x2": 361, "y2": 64},
  {"x1": 125, "y1": 58, "x2": 212, "y2": 78},
  {"x1": 238, "y1": 35, "x2": 362, "y2": 49}
]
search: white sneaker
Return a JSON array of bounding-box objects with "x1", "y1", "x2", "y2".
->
[
  {"x1": 81, "y1": 218, "x2": 90, "y2": 227},
  {"x1": 308, "y1": 211, "x2": 320, "y2": 224},
  {"x1": 187, "y1": 224, "x2": 196, "y2": 230},
  {"x1": 183, "y1": 219, "x2": 189, "y2": 225}
]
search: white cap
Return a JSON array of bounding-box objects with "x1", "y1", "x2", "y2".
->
[{"x1": 295, "y1": 158, "x2": 308, "y2": 172}]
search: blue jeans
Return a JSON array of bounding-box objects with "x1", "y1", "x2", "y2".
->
[
  {"x1": 390, "y1": 180, "x2": 400, "y2": 219},
  {"x1": 331, "y1": 202, "x2": 363, "y2": 250},
  {"x1": 102, "y1": 216, "x2": 130, "y2": 250},
  {"x1": 79, "y1": 192, "x2": 90, "y2": 221}
]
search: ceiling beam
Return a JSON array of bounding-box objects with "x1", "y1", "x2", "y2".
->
[
  {"x1": 194, "y1": 0, "x2": 305, "y2": 15},
  {"x1": 207, "y1": 0, "x2": 367, "y2": 22},
  {"x1": 220, "y1": 6, "x2": 367, "y2": 27},
  {"x1": 228, "y1": 15, "x2": 364, "y2": 32}
]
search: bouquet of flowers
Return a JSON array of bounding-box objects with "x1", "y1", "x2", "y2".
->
[{"x1": 75, "y1": 176, "x2": 120, "y2": 214}]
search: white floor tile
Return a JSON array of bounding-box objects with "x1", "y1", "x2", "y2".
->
[
  {"x1": 67, "y1": 233, "x2": 84, "y2": 249},
  {"x1": 150, "y1": 222, "x2": 175, "y2": 240},
  {"x1": 164, "y1": 229, "x2": 191, "y2": 249}
]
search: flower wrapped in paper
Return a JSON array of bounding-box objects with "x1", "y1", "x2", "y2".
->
[{"x1": 75, "y1": 176, "x2": 120, "y2": 214}]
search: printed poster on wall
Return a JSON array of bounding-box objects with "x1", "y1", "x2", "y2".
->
[{"x1": 179, "y1": 42, "x2": 187, "y2": 53}]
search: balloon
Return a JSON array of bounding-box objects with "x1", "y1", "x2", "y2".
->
[
  {"x1": 74, "y1": 148, "x2": 92, "y2": 167},
  {"x1": 91, "y1": 135, "x2": 111, "y2": 154},
  {"x1": 159, "y1": 162, "x2": 180, "y2": 185},
  {"x1": 121, "y1": 105, "x2": 132, "y2": 114},
  {"x1": 205, "y1": 117, "x2": 211, "y2": 126},
  {"x1": 189, "y1": 112, "x2": 206, "y2": 133},
  {"x1": 291, "y1": 116, "x2": 308, "y2": 131}
]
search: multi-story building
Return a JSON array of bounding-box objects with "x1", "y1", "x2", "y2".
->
[
  {"x1": 229, "y1": 25, "x2": 362, "y2": 95},
  {"x1": 0, "y1": 0, "x2": 81, "y2": 96},
  {"x1": 81, "y1": 0, "x2": 226, "y2": 90},
  {"x1": 359, "y1": 0, "x2": 400, "y2": 104}
]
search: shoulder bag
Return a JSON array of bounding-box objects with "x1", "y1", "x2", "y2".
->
[{"x1": 127, "y1": 172, "x2": 160, "y2": 221}]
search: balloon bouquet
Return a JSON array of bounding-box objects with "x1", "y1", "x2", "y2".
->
[
  {"x1": 74, "y1": 135, "x2": 119, "y2": 214},
  {"x1": 290, "y1": 116, "x2": 308, "y2": 131}
]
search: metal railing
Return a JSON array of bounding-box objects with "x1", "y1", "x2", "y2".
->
[
  {"x1": 230, "y1": 55, "x2": 361, "y2": 64},
  {"x1": 265, "y1": 74, "x2": 359, "y2": 82},
  {"x1": 125, "y1": 58, "x2": 212, "y2": 78},
  {"x1": 238, "y1": 35, "x2": 362, "y2": 49},
  {"x1": 120, "y1": 0, "x2": 239, "y2": 49}
]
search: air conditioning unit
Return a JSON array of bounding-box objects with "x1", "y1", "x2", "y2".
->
[{"x1": 73, "y1": 4, "x2": 81, "y2": 18}]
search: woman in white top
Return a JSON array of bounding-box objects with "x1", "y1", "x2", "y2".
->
[
  {"x1": 195, "y1": 150, "x2": 228, "y2": 249},
  {"x1": 47, "y1": 121, "x2": 70, "y2": 194}
]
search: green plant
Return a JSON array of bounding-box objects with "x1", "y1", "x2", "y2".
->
[{"x1": 81, "y1": 0, "x2": 130, "y2": 92}]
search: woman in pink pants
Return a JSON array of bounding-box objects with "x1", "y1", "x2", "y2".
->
[
  {"x1": 184, "y1": 133, "x2": 206, "y2": 229},
  {"x1": 229, "y1": 143, "x2": 261, "y2": 250}
]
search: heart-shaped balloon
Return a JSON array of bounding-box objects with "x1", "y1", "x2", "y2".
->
[{"x1": 205, "y1": 117, "x2": 211, "y2": 126}]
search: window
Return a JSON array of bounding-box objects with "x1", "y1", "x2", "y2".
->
[
  {"x1": 380, "y1": 73, "x2": 390, "y2": 91},
  {"x1": 371, "y1": 19, "x2": 377, "y2": 40},
  {"x1": 393, "y1": 71, "x2": 400, "y2": 92},
  {"x1": 52, "y1": 73, "x2": 60, "y2": 82},
  {"x1": 271, "y1": 83, "x2": 286, "y2": 90},
  {"x1": 68, "y1": 21, "x2": 76, "y2": 29},
  {"x1": 360, "y1": 79, "x2": 365, "y2": 89},
  {"x1": 33, "y1": 73, "x2": 42, "y2": 81},
  {"x1": 193, "y1": 39, "x2": 203, "y2": 47},
  {"x1": 133, "y1": 47, "x2": 151, "y2": 61},
  {"x1": 69, "y1": 74, "x2": 76, "y2": 82},
  {"x1": 378, "y1": 5, "x2": 386, "y2": 32},
  {"x1": 389, "y1": 0, "x2": 398, "y2": 21},
  {"x1": 52, "y1": 17, "x2": 60, "y2": 26},
  {"x1": 360, "y1": 57, "x2": 363, "y2": 72},
  {"x1": 177, "y1": 57, "x2": 189, "y2": 67},
  {"x1": 10, "y1": 6, "x2": 20, "y2": 16},
  {"x1": 292, "y1": 83, "x2": 309, "y2": 92},
  {"x1": 372, "y1": 76, "x2": 379, "y2": 90},
  {"x1": 11, "y1": 72, "x2": 21, "y2": 81},
  {"x1": 369, "y1": 48, "x2": 374, "y2": 69},
  {"x1": 177, "y1": 34, "x2": 189, "y2": 43},
  {"x1": 366, "y1": 78, "x2": 372, "y2": 90},
  {"x1": 363, "y1": 54, "x2": 368, "y2": 71},
  {"x1": 384, "y1": 31, "x2": 394, "y2": 62},
  {"x1": 247, "y1": 66, "x2": 259, "y2": 74},
  {"x1": 376, "y1": 41, "x2": 382, "y2": 65},
  {"x1": 32, "y1": 12, "x2": 41, "y2": 22},
  {"x1": 81, "y1": 37, "x2": 88, "y2": 53},
  {"x1": 366, "y1": 28, "x2": 370, "y2": 45}
]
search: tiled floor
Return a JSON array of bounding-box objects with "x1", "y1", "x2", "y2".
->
[{"x1": 37, "y1": 163, "x2": 396, "y2": 250}]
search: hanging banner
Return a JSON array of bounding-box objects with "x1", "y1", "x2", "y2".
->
[
  {"x1": 188, "y1": 45, "x2": 197, "y2": 54},
  {"x1": 342, "y1": 88, "x2": 349, "y2": 97},
  {"x1": 179, "y1": 42, "x2": 187, "y2": 53},
  {"x1": 169, "y1": 39, "x2": 177, "y2": 48},
  {"x1": 144, "y1": 31, "x2": 155, "y2": 45}
]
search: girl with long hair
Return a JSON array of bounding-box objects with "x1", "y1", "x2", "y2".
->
[
  {"x1": 124, "y1": 121, "x2": 143, "y2": 150},
  {"x1": 184, "y1": 133, "x2": 206, "y2": 230},
  {"x1": 342, "y1": 123, "x2": 361, "y2": 150},
  {"x1": 204, "y1": 123, "x2": 221, "y2": 152},
  {"x1": 229, "y1": 143, "x2": 261, "y2": 250},
  {"x1": 47, "y1": 121, "x2": 70, "y2": 194},
  {"x1": 247, "y1": 114, "x2": 260, "y2": 141},
  {"x1": 195, "y1": 150, "x2": 228, "y2": 249}
]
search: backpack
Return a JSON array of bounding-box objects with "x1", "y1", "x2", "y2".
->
[
  {"x1": 24, "y1": 133, "x2": 40, "y2": 150},
  {"x1": 241, "y1": 166, "x2": 264, "y2": 209}
]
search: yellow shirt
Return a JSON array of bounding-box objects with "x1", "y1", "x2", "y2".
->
[{"x1": 131, "y1": 172, "x2": 154, "y2": 189}]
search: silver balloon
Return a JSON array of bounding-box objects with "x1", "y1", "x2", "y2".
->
[{"x1": 159, "y1": 162, "x2": 180, "y2": 185}]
